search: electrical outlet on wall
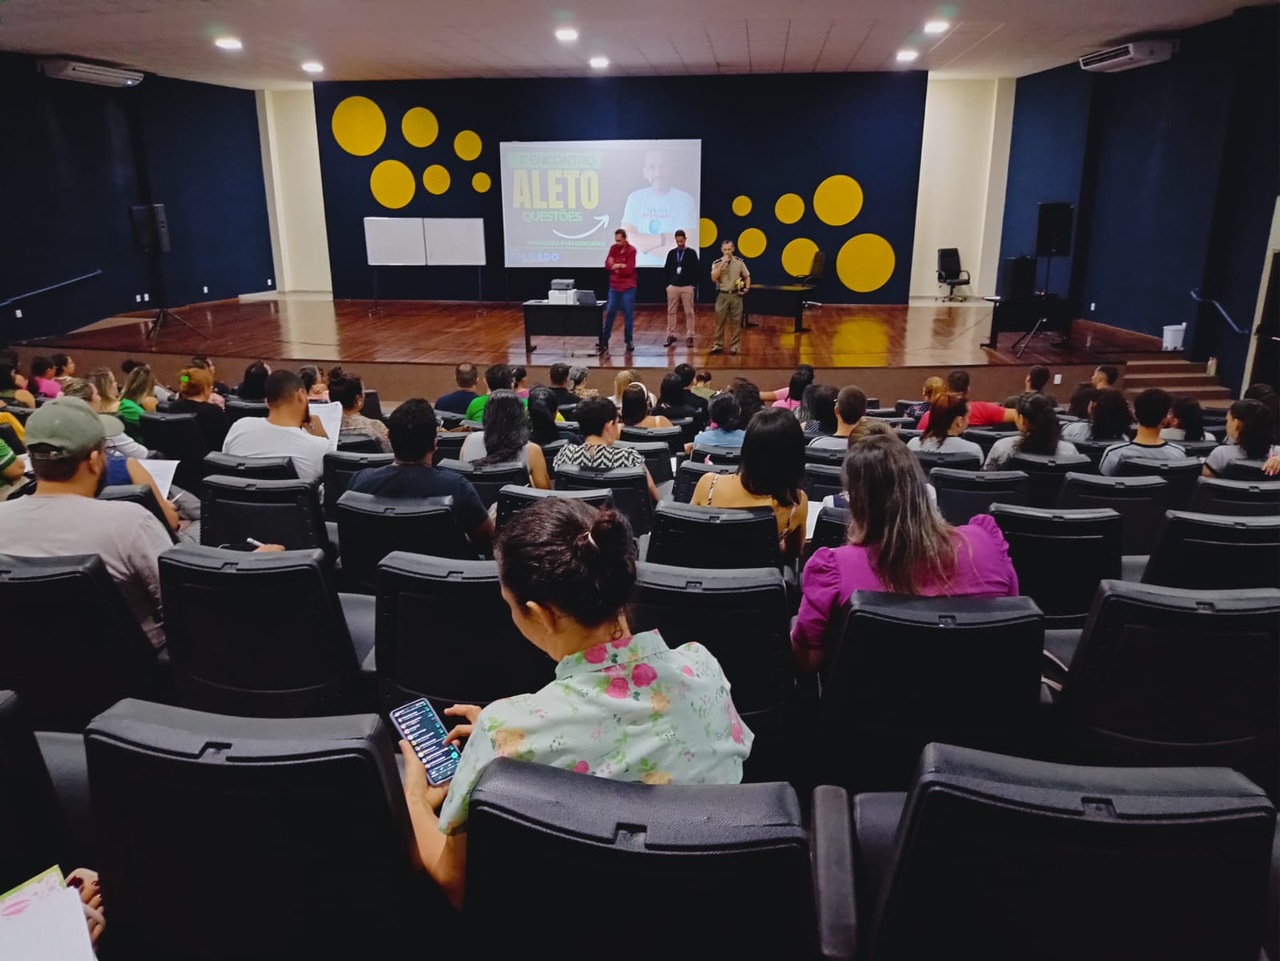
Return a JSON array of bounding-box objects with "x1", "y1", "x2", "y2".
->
[
  {"x1": 135, "y1": 294, "x2": 142, "y2": 303},
  {"x1": 14, "y1": 309, "x2": 21, "y2": 319},
  {"x1": 143, "y1": 293, "x2": 150, "y2": 302},
  {"x1": 1053, "y1": 374, "x2": 1062, "y2": 385},
  {"x1": 267, "y1": 279, "x2": 273, "y2": 286},
  {"x1": 1090, "y1": 302, "x2": 1096, "y2": 311},
  {"x1": 202, "y1": 286, "x2": 209, "y2": 294}
]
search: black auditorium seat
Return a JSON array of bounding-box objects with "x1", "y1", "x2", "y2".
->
[
  {"x1": 1222, "y1": 459, "x2": 1272, "y2": 481},
  {"x1": 360, "y1": 389, "x2": 386, "y2": 421},
  {"x1": 929, "y1": 468, "x2": 1028, "y2": 527},
  {"x1": 139, "y1": 412, "x2": 209, "y2": 491},
  {"x1": 223, "y1": 398, "x2": 269, "y2": 423},
  {"x1": 554, "y1": 464, "x2": 653, "y2": 535},
  {"x1": 322, "y1": 450, "x2": 393, "y2": 521},
  {"x1": 201, "y1": 451, "x2": 298, "y2": 483},
  {"x1": 98, "y1": 483, "x2": 177, "y2": 542},
  {"x1": 804, "y1": 444, "x2": 846, "y2": 466},
  {"x1": 1057, "y1": 472, "x2": 1169, "y2": 555},
  {"x1": 805, "y1": 505, "x2": 850, "y2": 563},
  {"x1": 801, "y1": 463, "x2": 843, "y2": 502},
  {"x1": 909, "y1": 449, "x2": 982, "y2": 474},
  {"x1": 1006, "y1": 452, "x2": 1094, "y2": 508},
  {"x1": 431, "y1": 431, "x2": 467, "y2": 466},
  {"x1": 336, "y1": 491, "x2": 476, "y2": 593},
  {"x1": 672, "y1": 460, "x2": 736, "y2": 503},
  {"x1": 1140, "y1": 511, "x2": 1280, "y2": 590},
  {"x1": 615, "y1": 440, "x2": 674, "y2": 484},
  {"x1": 645, "y1": 502, "x2": 780, "y2": 569},
  {"x1": 336, "y1": 431, "x2": 384, "y2": 454},
  {"x1": 689, "y1": 443, "x2": 741, "y2": 465},
  {"x1": 437, "y1": 458, "x2": 530, "y2": 508},
  {"x1": 200, "y1": 475, "x2": 331, "y2": 553},
  {"x1": 1190, "y1": 476, "x2": 1280, "y2": 517},
  {"x1": 1114, "y1": 456, "x2": 1204, "y2": 510},
  {"x1": 0, "y1": 690, "x2": 74, "y2": 891},
  {"x1": 494, "y1": 484, "x2": 610, "y2": 529},
  {"x1": 620, "y1": 424, "x2": 684, "y2": 454}
]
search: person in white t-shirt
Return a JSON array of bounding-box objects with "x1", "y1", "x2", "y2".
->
[
  {"x1": 621, "y1": 150, "x2": 698, "y2": 267},
  {"x1": 222, "y1": 370, "x2": 330, "y2": 483}
]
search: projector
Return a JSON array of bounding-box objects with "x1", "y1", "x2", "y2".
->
[
  {"x1": 549, "y1": 279, "x2": 575, "y2": 290},
  {"x1": 548, "y1": 287, "x2": 578, "y2": 304}
]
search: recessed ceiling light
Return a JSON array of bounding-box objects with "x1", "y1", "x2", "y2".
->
[
  {"x1": 896, "y1": 49, "x2": 919, "y2": 62},
  {"x1": 555, "y1": 28, "x2": 579, "y2": 42},
  {"x1": 301, "y1": 61, "x2": 324, "y2": 74},
  {"x1": 589, "y1": 55, "x2": 609, "y2": 69},
  {"x1": 214, "y1": 37, "x2": 243, "y2": 51},
  {"x1": 923, "y1": 21, "x2": 950, "y2": 35}
]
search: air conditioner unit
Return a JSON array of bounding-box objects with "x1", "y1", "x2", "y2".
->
[
  {"x1": 38, "y1": 59, "x2": 143, "y2": 87},
  {"x1": 1079, "y1": 41, "x2": 1175, "y2": 73}
]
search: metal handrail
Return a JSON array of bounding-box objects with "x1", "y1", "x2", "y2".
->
[{"x1": 1190, "y1": 289, "x2": 1247, "y2": 335}]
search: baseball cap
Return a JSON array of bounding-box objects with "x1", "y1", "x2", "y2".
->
[{"x1": 24, "y1": 396, "x2": 123, "y2": 459}]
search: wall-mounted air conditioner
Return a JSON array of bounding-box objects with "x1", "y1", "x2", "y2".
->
[
  {"x1": 1079, "y1": 41, "x2": 1176, "y2": 73},
  {"x1": 38, "y1": 59, "x2": 143, "y2": 87}
]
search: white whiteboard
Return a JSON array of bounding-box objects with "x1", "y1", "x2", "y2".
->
[
  {"x1": 364, "y1": 217, "x2": 426, "y2": 266},
  {"x1": 424, "y1": 218, "x2": 486, "y2": 266}
]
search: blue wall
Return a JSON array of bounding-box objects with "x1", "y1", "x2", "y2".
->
[
  {"x1": 0, "y1": 53, "x2": 272, "y2": 342},
  {"x1": 312, "y1": 73, "x2": 928, "y2": 305}
]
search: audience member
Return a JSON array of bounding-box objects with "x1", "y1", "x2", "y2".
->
[
  {"x1": 984, "y1": 392, "x2": 1077, "y2": 470},
  {"x1": 1061, "y1": 387, "x2": 1131, "y2": 443},
  {"x1": 222, "y1": 370, "x2": 330, "y2": 483},
  {"x1": 1091, "y1": 364, "x2": 1119, "y2": 389},
  {"x1": 1244, "y1": 384, "x2": 1280, "y2": 444},
  {"x1": 728, "y1": 377, "x2": 764, "y2": 426},
  {"x1": 691, "y1": 406, "x2": 809, "y2": 560},
  {"x1": 809, "y1": 386, "x2": 867, "y2": 450},
  {"x1": 917, "y1": 370, "x2": 1016, "y2": 430},
  {"x1": 348, "y1": 399, "x2": 493, "y2": 546},
  {"x1": 168, "y1": 367, "x2": 230, "y2": 451},
  {"x1": 30, "y1": 357, "x2": 62, "y2": 399},
  {"x1": 546, "y1": 363, "x2": 578, "y2": 407},
  {"x1": 800, "y1": 385, "x2": 839, "y2": 436},
  {"x1": 568, "y1": 365, "x2": 596, "y2": 399},
  {"x1": 610, "y1": 369, "x2": 653, "y2": 409},
  {"x1": 620, "y1": 382, "x2": 673, "y2": 429},
  {"x1": 299, "y1": 364, "x2": 329, "y2": 402},
  {"x1": 1161, "y1": 396, "x2": 1215, "y2": 442},
  {"x1": 236, "y1": 361, "x2": 271, "y2": 402},
  {"x1": 528, "y1": 386, "x2": 578, "y2": 447},
  {"x1": 0, "y1": 362, "x2": 36, "y2": 408},
  {"x1": 1204, "y1": 398, "x2": 1276, "y2": 476},
  {"x1": 1066, "y1": 382, "x2": 1096, "y2": 419},
  {"x1": 907, "y1": 399, "x2": 983, "y2": 458},
  {"x1": 83, "y1": 369, "x2": 148, "y2": 458},
  {"x1": 1026, "y1": 364, "x2": 1057, "y2": 405},
  {"x1": 1099, "y1": 389, "x2": 1184, "y2": 475},
  {"x1": 465, "y1": 364, "x2": 514, "y2": 422},
  {"x1": 765, "y1": 364, "x2": 815, "y2": 410},
  {"x1": 691, "y1": 368, "x2": 715, "y2": 400},
  {"x1": 51, "y1": 353, "x2": 76, "y2": 385},
  {"x1": 332, "y1": 372, "x2": 391, "y2": 453},
  {"x1": 0, "y1": 348, "x2": 28, "y2": 387},
  {"x1": 511, "y1": 365, "x2": 529, "y2": 399},
  {"x1": 436, "y1": 363, "x2": 482, "y2": 415},
  {"x1": 691, "y1": 392, "x2": 745, "y2": 449},
  {"x1": 398, "y1": 497, "x2": 750, "y2": 908},
  {"x1": 905, "y1": 375, "x2": 947, "y2": 423},
  {"x1": 0, "y1": 434, "x2": 26, "y2": 499},
  {"x1": 117, "y1": 363, "x2": 159, "y2": 438},
  {"x1": 792, "y1": 434, "x2": 1018, "y2": 672},
  {"x1": 459, "y1": 389, "x2": 551, "y2": 489},
  {"x1": 552, "y1": 396, "x2": 661, "y2": 502},
  {"x1": 652, "y1": 372, "x2": 702, "y2": 426},
  {"x1": 672, "y1": 363, "x2": 710, "y2": 417},
  {"x1": 190, "y1": 355, "x2": 230, "y2": 400}
]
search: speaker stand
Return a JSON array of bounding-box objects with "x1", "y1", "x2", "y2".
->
[{"x1": 145, "y1": 305, "x2": 205, "y2": 344}]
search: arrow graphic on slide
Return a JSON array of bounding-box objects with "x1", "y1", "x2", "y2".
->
[{"x1": 552, "y1": 215, "x2": 610, "y2": 239}]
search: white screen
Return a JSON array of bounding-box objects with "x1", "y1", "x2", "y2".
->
[
  {"x1": 424, "y1": 218, "x2": 486, "y2": 266},
  {"x1": 363, "y1": 217, "x2": 426, "y2": 266},
  {"x1": 499, "y1": 139, "x2": 701, "y2": 268}
]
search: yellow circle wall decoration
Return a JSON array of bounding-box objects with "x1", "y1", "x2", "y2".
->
[
  {"x1": 781, "y1": 237, "x2": 820, "y2": 277},
  {"x1": 454, "y1": 130, "x2": 483, "y2": 161},
  {"x1": 737, "y1": 227, "x2": 767, "y2": 258},
  {"x1": 699, "y1": 217, "x2": 718, "y2": 247},
  {"x1": 813, "y1": 175, "x2": 864, "y2": 226},
  {"x1": 775, "y1": 193, "x2": 805, "y2": 224},
  {"x1": 472, "y1": 171, "x2": 492, "y2": 193},
  {"x1": 423, "y1": 164, "x2": 451, "y2": 195},
  {"x1": 731, "y1": 195, "x2": 753, "y2": 217},
  {"x1": 332, "y1": 96, "x2": 387, "y2": 157},
  {"x1": 401, "y1": 107, "x2": 439, "y2": 147},
  {"x1": 836, "y1": 233, "x2": 896, "y2": 292},
  {"x1": 369, "y1": 159, "x2": 415, "y2": 208}
]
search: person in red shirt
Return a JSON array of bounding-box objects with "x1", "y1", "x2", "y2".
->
[
  {"x1": 600, "y1": 229, "x2": 638, "y2": 354},
  {"x1": 916, "y1": 369, "x2": 1017, "y2": 431}
]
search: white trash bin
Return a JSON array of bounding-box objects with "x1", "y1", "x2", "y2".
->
[{"x1": 1162, "y1": 323, "x2": 1186, "y2": 351}]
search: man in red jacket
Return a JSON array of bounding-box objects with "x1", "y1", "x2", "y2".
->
[{"x1": 600, "y1": 229, "x2": 637, "y2": 354}]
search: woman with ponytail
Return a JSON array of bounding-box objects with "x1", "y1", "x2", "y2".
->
[
  {"x1": 983, "y1": 392, "x2": 1077, "y2": 470},
  {"x1": 397, "y1": 498, "x2": 751, "y2": 907}
]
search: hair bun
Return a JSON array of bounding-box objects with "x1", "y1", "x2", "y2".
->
[{"x1": 587, "y1": 508, "x2": 635, "y2": 559}]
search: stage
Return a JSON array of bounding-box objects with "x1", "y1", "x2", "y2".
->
[{"x1": 12, "y1": 294, "x2": 1172, "y2": 405}]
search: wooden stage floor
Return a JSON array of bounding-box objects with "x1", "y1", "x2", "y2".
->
[{"x1": 23, "y1": 294, "x2": 1164, "y2": 373}]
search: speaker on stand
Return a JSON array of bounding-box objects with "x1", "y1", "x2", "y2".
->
[
  {"x1": 1013, "y1": 202, "x2": 1074, "y2": 357},
  {"x1": 129, "y1": 202, "x2": 204, "y2": 344}
]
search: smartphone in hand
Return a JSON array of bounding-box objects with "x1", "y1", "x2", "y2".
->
[{"x1": 390, "y1": 698, "x2": 461, "y2": 786}]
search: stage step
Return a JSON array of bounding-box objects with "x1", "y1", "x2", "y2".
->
[
  {"x1": 1121, "y1": 356, "x2": 1234, "y2": 407},
  {"x1": 1123, "y1": 372, "x2": 1223, "y2": 388},
  {"x1": 1125, "y1": 358, "x2": 1206, "y2": 375}
]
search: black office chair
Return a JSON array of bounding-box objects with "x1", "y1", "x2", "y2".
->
[
  {"x1": 322, "y1": 450, "x2": 393, "y2": 521},
  {"x1": 0, "y1": 420, "x2": 25, "y2": 454},
  {"x1": 850, "y1": 743, "x2": 1276, "y2": 961},
  {"x1": 159, "y1": 545, "x2": 372, "y2": 716},
  {"x1": 1115, "y1": 456, "x2": 1204, "y2": 510},
  {"x1": 1191, "y1": 476, "x2": 1280, "y2": 516},
  {"x1": 200, "y1": 475, "x2": 331, "y2": 553},
  {"x1": 0, "y1": 690, "x2": 73, "y2": 891},
  {"x1": 336, "y1": 431, "x2": 384, "y2": 454},
  {"x1": 1058, "y1": 473, "x2": 1169, "y2": 555},
  {"x1": 1007, "y1": 452, "x2": 1093, "y2": 507},
  {"x1": 495, "y1": 484, "x2": 610, "y2": 529},
  {"x1": 930, "y1": 469, "x2": 1028, "y2": 527},
  {"x1": 910, "y1": 449, "x2": 982, "y2": 474},
  {"x1": 554, "y1": 464, "x2": 653, "y2": 535},
  {"x1": 620, "y1": 424, "x2": 684, "y2": 454},
  {"x1": 223, "y1": 398, "x2": 269, "y2": 423},
  {"x1": 0, "y1": 554, "x2": 163, "y2": 731},
  {"x1": 615, "y1": 440, "x2": 674, "y2": 484},
  {"x1": 201, "y1": 451, "x2": 298, "y2": 483},
  {"x1": 431, "y1": 431, "x2": 468, "y2": 466},
  {"x1": 1141, "y1": 511, "x2": 1280, "y2": 590},
  {"x1": 820, "y1": 593, "x2": 1044, "y2": 793},
  {"x1": 336, "y1": 490, "x2": 476, "y2": 593},
  {"x1": 672, "y1": 460, "x2": 736, "y2": 503},
  {"x1": 1223, "y1": 458, "x2": 1273, "y2": 481},
  {"x1": 936, "y1": 247, "x2": 970, "y2": 300},
  {"x1": 991, "y1": 504, "x2": 1122, "y2": 628},
  {"x1": 802, "y1": 463, "x2": 843, "y2": 502},
  {"x1": 85, "y1": 700, "x2": 439, "y2": 958},
  {"x1": 689, "y1": 443, "x2": 741, "y2": 465},
  {"x1": 645, "y1": 503, "x2": 780, "y2": 569},
  {"x1": 465, "y1": 758, "x2": 853, "y2": 959},
  {"x1": 437, "y1": 458, "x2": 530, "y2": 508},
  {"x1": 139, "y1": 412, "x2": 209, "y2": 491}
]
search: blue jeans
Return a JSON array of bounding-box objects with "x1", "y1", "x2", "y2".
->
[{"x1": 603, "y1": 287, "x2": 636, "y2": 345}]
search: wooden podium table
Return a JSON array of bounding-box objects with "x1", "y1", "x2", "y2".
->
[{"x1": 521, "y1": 300, "x2": 604, "y2": 353}]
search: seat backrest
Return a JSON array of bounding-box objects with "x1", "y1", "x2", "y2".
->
[
  {"x1": 375, "y1": 552, "x2": 554, "y2": 713},
  {"x1": 360, "y1": 389, "x2": 385, "y2": 421},
  {"x1": 1060, "y1": 580, "x2": 1280, "y2": 797},
  {"x1": 322, "y1": 450, "x2": 393, "y2": 520},
  {"x1": 201, "y1": 451, "x2": 299, "y2": 483},
  {"x1": 430, "y1": 431, "x2": 467, "y2": 467},
  {"x1": 646, "y1": 502, "x2": 780, "y2": 569},
  {"x1": 200, "y1": 475, "x2": 330, "y2": 552},
  {"x1": 1176, "y1": 438, "x2": 1221, "y2": 459},
  {"x1": 336, "y1": 490, "x2": 475, "y2": 593},
  {"x1": 1007, "y1": 452, "x2": 1094, "y2": 507},
  {"x1": 866, "y1": 742, "x2": 1275, "y2": 961},
  {"x1": 1068, "y1": 439, "x2": 1118, "y2": 472},
  {"x1": 807, "y1": 505, "x2": 850, "y2": 556},
  {"x1": 466, "y1": 758, "x2": 815, "y2": 958},
  {"x1": 85, "y1": 700, "x2": 424, "y2": 958},
  {"x1": 962, "y1": 428, "x2": 1009, "y2": 456},
  {"x1": 0, "y1": 421, "x2": 25, "y2": 454},
  {"x1": 689, "y1": 443, "x2": 741, "y2": 465},
  {"x1": 0, "y1": 690, "x2": 67, "y2": 891},
  {"x1": 434, "y1": 409, "x2": 464, "y2": 430},
  {"x1": 336, "y1": 431, "x2": 383, "y2": 454},
  {"x1": 99, "y1": 483, "x2": 177, "y2": 542},
  {"x1": 929, "y1": 469, "x2": 1028, "y2": 527},
  {"x1": 1141, "y1": 511, "x2": 1280, "y2": 590},
  {"x1": 670, "y1": 415, "x2": 699, "y2": 446},
  {"x1": 911, "y1": 449, "x2": 982, "y2": 474},
  {"x1": 672, "y1": 460, "x2": 736, "y2": 503},
  {"x1": 802, "y1": 463, "x2": 844, "y2": 502},
  {"x1": 620, "y1": 424, "x2": 684, "y2": 453},
  {"x1": 1115, "y1": 456, "x2": 1204, "y2": 510},
  {"x1": 804, "y1": 444, "x2": 846, "y2": 466},
  {"x1": 139, "y1": 412, "x2": 209, "y2": 490},
  {"x1": 437, "y1": 458, "x2": 530, "y2": 508},
  {"x1": 223, "y1": 398, "x2": 269, "y2": 423},
  {"x1": 554, "y1": 464, "x2": 653, "y2": 534},
  {"x1": 1058, "y1": 472, "x2": 1169, "y2": 555},
  {"x1": 1222, "y1": 458, "x2": 1272, "y2": 481},
  {"x1": 615, "y1": 440, "x2": 674, "y2": 483},
  {"x1": 990, "y1": 504, "x2": 1121, "y2": 626},
  {"x1": 0, "y1": 553, "x2": 159, "y2": 731},
  {"x1": 494, "y1": 484, "x2": 610, "y2": 529},
  {"x1": 937, "y1": 247, "x2": 962, "y2": 276},
  {"x1": 158, "y1": 545, "x2": 361, "y2": 716},
  {"x1": 1191, "y1": 476, "x2": 1280, "y2": 517},
  {"x1": 821, "y1": 594, "x2": 1044, "y2": 792}
]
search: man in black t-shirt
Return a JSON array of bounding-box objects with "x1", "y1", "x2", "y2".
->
[
  {"x1": 547, "y1": 363, "x2": 579, "y2": 407},
  {"x1": 434, "y1": 363, "x2": 482, "y2": 415},
  {"x1": 347, "y1": 398, "x2": 493, "y2": 547}
]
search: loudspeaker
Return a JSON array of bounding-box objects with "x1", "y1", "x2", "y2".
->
[
  {"x1": 1000, "y1": 256, "x2": 1037, "y2": 300},
  {"x1": 151, "y1": 203, "x2": 170, "y2": 253},
  {"x1": 129, "y1": 203, "x2": 170, "y2": 255},
  {"x1": 1036, "y1": 202, "x2": 1073, "y2": 257}
]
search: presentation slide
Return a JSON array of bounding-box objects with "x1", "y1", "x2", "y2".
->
[{"x1": 499, "y1": 139, "x2": 700, "y2": 269}]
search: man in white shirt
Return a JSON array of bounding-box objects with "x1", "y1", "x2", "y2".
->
[
  {"x1": 621, "y1": 150, "x2": 698, "y2": 267},
  {"x1": 810, "y1": 386, "x2": 868, "y2": 450},
  {"x1": 222, "y1": 370, "x2": 330, "y2": 483}
]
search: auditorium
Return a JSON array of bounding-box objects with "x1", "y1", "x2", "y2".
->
[{"x1": 0, "y1": 1, "x2": 1277, "y2": 956}]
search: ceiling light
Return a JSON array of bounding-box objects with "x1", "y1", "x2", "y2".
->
[
  {"x1": 923, "y1": 21, "x2": 950, "y2": 35},
  {"x1": 301, "y1": 61, "x2": 324, "y2": 74},
  {"x1": 896, "y1": 49, "x2": 919, "y2": 62},
  {"x1": 589, "y1": 55, "x2": 609, "y2": 69},
  {"x1": 214, "y1": 37, "x2": 243, "y2": 51},
  {"x1": 555, "y1": 28, "x2": 579, "y2": 42}
]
